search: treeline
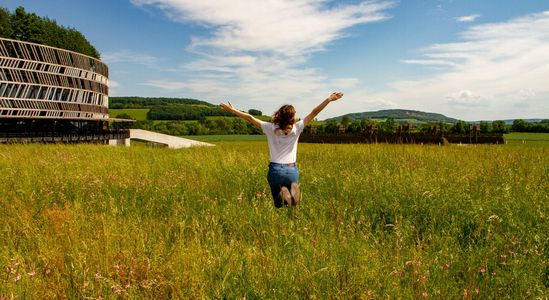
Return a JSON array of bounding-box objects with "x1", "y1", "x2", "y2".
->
[
  {"x1": 116, "y1": 118, "x2": 262, "y2": 136},
  {"x1": 510, "y1": 119, "x2": 549, "y2": 133},
  {"x1": 110, "y1": 97, "x2": 263, "y2": 121},
  {"x1": 457, "y1": 119, "x2": 549, "y2": 134},
  {"x1": 147, "y1": 105, "x2": 233, "y2": 121},
  {"x1": 109, "y1": 97, "x2": 214, "y2": 109},
  {"x1": 311, "y1": 117, "x2": 549, "y2": 134},
  {"x1": 0, "y1": 7, "x2": 99, "y2": 58}
]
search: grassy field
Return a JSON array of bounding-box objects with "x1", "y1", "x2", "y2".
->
[
  {"x1": 183, "y1": 134, "x2": 267, "y2": 142},
  {"x1": 109, "y1": 108, "x2": 150, "y2": 120},
  {"x1": 504, "y1": 132, "x2": 549, "y2": 147},
  {"x1": 0, "y1": 143, "x2": 547, "y2": 298}
]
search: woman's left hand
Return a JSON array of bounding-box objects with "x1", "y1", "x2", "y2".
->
[{"x1": 327, "y1": 92, "x2": 344, "y2": 102}]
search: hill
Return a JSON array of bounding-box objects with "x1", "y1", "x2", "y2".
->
[
  {"x1": 326, "y1": 109, "x2": 458, "y2": 124},
  {"x1": 502, "y1": 118, "x2": 545, "y2": 125},
  {"x1": 109, "y1": 96, "x2": 232, "y2": 120},
  {"x1": 109, "y1": 96, "x2": 215, "y2": 109}
]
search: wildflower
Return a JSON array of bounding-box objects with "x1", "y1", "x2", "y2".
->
[
  {"x1": 463, "y1": 289, "x2": 468, "y2": 297},
  {"x1": 422, "y1": 291, "x2": 428, "y2": 298},
  {"x1": 125, "y1": 282, "x2": 131, "y2": 289},
  {"x1": 475, "y1": 288, "x2": 479, "y2": 295},
  {"x1": 27, "y1": 270, "x2": 36, "y2": 277},
  {"x1": 112, "y1": 285, "x2": 123, "y2": 295},
  {"x1": 83, "y1": 281, "x2": 89, "y2": 289},
  {"x1": 95, "y1": 272, "x2": 101, "y2": 279},
  {"x1": 479, "y1": 267, "x2": 486, "y2": 273},
  {"x1": 7, "y1": 261, "x2": 18, "y2": 274},
  {"x1": 13, "y1": 274, "x2": 21, "y2": 283}
]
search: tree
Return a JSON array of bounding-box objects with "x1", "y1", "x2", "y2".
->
[
  {"x1": 492, "y1": 120, "x2": 508, "y2": 133},
  {"x1": 324, "y1": 120, "x2": 338, "y2": 134},
  {"x1": 248, "y1": 109, "x2": 262, "y2": 116},
  {"x1": 511, "y1": 119, "x2": 528, "y2": 132},
  {"x1": 115, "y1": 113, "x2": 134, "y2": 120},
  {"x1": 4, "y1": 6, "x2": 100, "y2": 58},
  {"x1": 341, "y1": 116, "x2": 351, "y2": 128},
  {"x1": 479, "y1": 121, "x2": 492, "y2": 133},
  {"x1": 347, "y1": 121, "x2": 360, "y2": 133},
  {"x1": 452, "y1": 120, "x2": 467, "y2": 134},
  {"x1": 0, "y1": 7, "x2": 12, "y2": 37},
  {"x1": 382, "y1": 117, "x2": 395, "y2": 134}
]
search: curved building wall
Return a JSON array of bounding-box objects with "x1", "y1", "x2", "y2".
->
[{"x1": 0, "y1": 37, "x2": 109, "y2": 120}]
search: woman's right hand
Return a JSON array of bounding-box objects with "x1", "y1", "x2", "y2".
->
[
  {"x1": 327, "y1": 92, "x2": 344, "y2": 102},
  {"x1": 219, "y1": 101, "x2": 236, "y2": 113}
]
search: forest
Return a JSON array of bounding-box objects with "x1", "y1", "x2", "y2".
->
[{"x1": 0, "y1": 6, "x2": 99, "y2": 58}]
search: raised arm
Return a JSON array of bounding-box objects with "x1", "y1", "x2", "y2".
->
[
  {"x1": 219, "y1": 101, "x2": 262, "y2": 127},
  {"x1": 303, "y1": 92, "x2": 344, "y2": 126}
]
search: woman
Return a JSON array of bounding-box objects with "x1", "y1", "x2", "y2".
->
[{"x1": 220, "y1": 92, "x2": 344, "y2": 208}]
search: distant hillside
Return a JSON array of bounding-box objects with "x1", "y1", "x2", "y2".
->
[
  {"x1": 109, "y1": 97, "x2": 214, "y2": 109},
  {"x1": 327, "y1": 109, "x2": 458, "y2": 124},
  {"x1": 108, "y1": 97, "x2": 265, "y2": 121},
  {"x1": 502, "y1": 119, "x2": 545, "y2": 125},
  {"x1": 109, "y1": 96, "x2": 230, "y2": 120}
]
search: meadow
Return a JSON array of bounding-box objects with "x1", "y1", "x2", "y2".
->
[
  {"x1": 504, "y1": 132, "x2": 549, "y2": 147},
  {"x1": 0, "y1": 141, "x2": 547, "y2": 298},
  {"x1": 109, "y1": 109, "x2": 150, "y2": 120}
]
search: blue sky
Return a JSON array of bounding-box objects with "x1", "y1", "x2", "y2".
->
[{"x1": 3, "y1": 0, "x2": 549, "y2": 120}]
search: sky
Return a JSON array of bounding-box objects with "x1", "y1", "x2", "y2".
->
[{"x1": 3, "y1": 0, "x2": 549, "y2": 120}]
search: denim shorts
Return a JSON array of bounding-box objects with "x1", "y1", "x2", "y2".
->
[{"x1": 267, "y1": 162, "x2": 299, "y2": 208}]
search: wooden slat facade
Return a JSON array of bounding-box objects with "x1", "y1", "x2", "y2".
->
[{"x1": 0, "y1": 37, "x2": 109, "y2": 121}]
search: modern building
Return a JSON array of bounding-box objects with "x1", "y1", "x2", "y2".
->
[{"x1": 0, "y1": 37, "x2": 129, "y2": 143}]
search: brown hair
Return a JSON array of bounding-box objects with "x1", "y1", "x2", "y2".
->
[{"x1": 272, "y1": 104, "x2": 296, "y2": 134}]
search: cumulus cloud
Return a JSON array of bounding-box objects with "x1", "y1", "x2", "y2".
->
[
  {"x1": 132, "y1": 0, "x2": 394, "y2": 54},
  {"x1": 446, "y1": 90, "x2": 489, "y2": 107},
  {"x1": 385, "y1": 11, "x2": 549, "y2": 119},
  {"x1": 108, "y1": 80, "x2": 120, "y2": 96},
  {"x1": 102, "y1": 49, "x2": 160, "y2": 67},
  {"x1": 131, "y1": 0, "x2": 395, "y2": 116},
  {"x1": 455, "y1": 14, "x2": 480, "y2": 22}
]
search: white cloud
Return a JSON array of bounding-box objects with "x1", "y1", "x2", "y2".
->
[
  {"x1": 132, "y1": 0, "x2": 394, "y2": 54},
  {"x1": 446, "y1": 90, "x2": 489, "y2": 107},
  {"x1": 331, "y1": 78, "x2": 360, "y2": 89},
  {"x1": 108, "y1": 80, "x2": 120, "y2": 96},
  {"x1": 130, "y1": 0, "x2": 395, "y2": 115},
  {"x1": 377, "y1": 10, "x2": 549, "y2": 120},
  {"x1": 102, "y1": 49, "x2": 159, "y2": 67},
  {"x1": 455, "y1": 14, "x2": 480, "y2": 22},
  {"x1": 401, "y1": 59, "x2": 457, "y2": 67}
]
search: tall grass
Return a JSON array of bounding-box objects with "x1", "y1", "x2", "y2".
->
[{"x1": 0, "y1": 142, "x2": 547, "y2": 298}]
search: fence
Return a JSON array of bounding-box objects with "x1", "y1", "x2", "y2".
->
[
  {"x1": 0, "y1": 129, "x2": 129, "y2": 144},
  {"x1": 300, "y1": 132, "x2": 504, "y2": 145}
]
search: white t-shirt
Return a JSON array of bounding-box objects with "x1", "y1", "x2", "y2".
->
[{"x1": 260, "y1": 120, "x2": 305, "y2": 164}]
